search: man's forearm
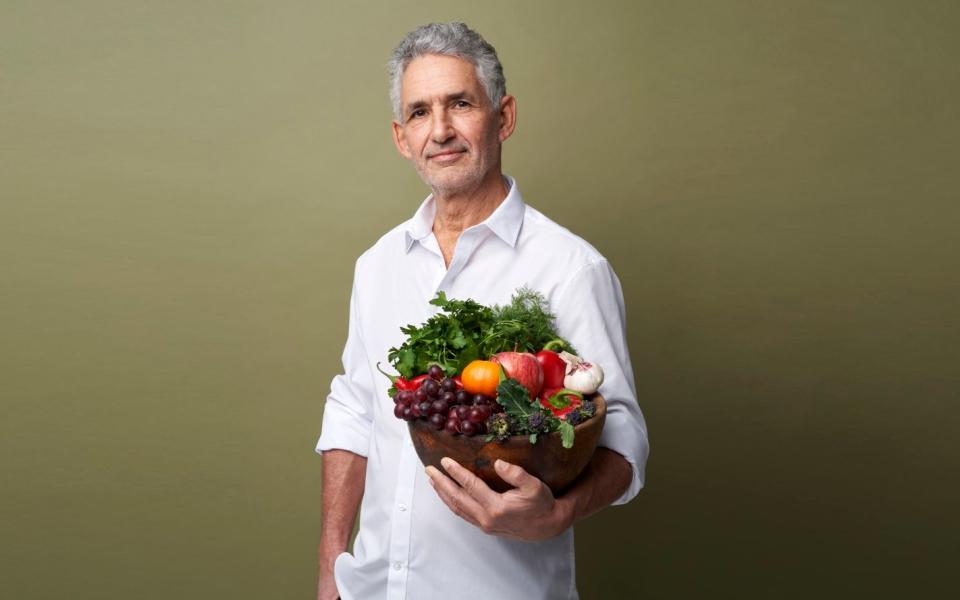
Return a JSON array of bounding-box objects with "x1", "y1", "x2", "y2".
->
[
  {"x1": 555, "y1": 447, "x2": 633, "y2": 529},
  {"x1": 319, "y1": 449, "x2": 367, "y2": 576}
]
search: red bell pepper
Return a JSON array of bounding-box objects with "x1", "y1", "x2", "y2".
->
[
  {"x1": 538, "y1": 387, "x2": 583, "y2": 419},
  {"x1": 536, "y1": 340, "x2": 568, "y2": 391}
]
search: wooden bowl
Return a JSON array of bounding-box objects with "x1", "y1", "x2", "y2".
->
[{"x1": 408, "y1": 395, "x2": 606, "y2": 495}]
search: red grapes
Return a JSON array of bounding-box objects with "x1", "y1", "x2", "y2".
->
[{"x1": 392, "y1": 373, "x2": 498, "y2": 437}]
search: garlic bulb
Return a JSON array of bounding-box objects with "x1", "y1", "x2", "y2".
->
[{"x1": 559, "y1": 352, "x2": 604, "y2": 395}]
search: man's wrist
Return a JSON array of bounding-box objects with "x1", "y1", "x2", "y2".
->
[
  {"x1": 318, "y1": 533, "x2": 349, "y2": 574},
  {"x1": 318, "y1": 548, "x2": 341, "y2": 578},
  {"x1": 552, "y1": 495, "x2": 576, "y2": 534}
]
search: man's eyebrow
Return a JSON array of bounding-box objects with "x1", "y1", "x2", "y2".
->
[{"x1": 404, "y1": 91, "x2": 477, "y2": 115}]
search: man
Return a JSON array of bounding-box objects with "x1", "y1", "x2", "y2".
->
[{"x1": 316, "y1": 22, "x2": 649, "y2": 600}]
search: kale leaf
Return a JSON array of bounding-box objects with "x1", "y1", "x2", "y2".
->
[{"x1": 496, "y1": 378, "x2": 574, "y2": 447}]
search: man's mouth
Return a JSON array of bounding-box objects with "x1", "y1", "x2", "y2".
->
[{"x1": 428, "y1": 149, "x2": 466, "y2": 163}]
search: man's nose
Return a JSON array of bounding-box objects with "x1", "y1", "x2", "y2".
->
[{"x1": 429, "y1": 108, "x2": 455, "y2": 143}]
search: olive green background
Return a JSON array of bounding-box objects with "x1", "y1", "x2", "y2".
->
[{"x1": 3, "y1": 1, "x2": 958, "y2": 598}]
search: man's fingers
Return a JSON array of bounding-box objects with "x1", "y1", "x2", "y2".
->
[
  {"x1": 425, "y1": 465, "x2": 485, "y2": 528},
  {"x1": 494, "y1": 459, "x2": 544, "y2": 493},
  {"x1": 440, "y1": 457, "x2": 499, "y2": 504}
]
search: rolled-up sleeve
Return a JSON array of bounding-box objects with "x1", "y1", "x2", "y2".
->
[
  {"x1": 554, "y1": 259, "x2": 649, "y2": 505},
  {"x1": 315, "y1": 266, "x2": 376, "y2": 458}
]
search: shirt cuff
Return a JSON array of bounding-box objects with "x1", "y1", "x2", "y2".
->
[
  {"x1": 315, "y1": 396, "x2": 373, "y2": 458},
  {"x1": 597, "y1": 403, "x2": 649, "y2": 506}
]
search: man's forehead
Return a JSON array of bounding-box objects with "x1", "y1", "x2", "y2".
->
[{"x1": 401, "y1": 54, "x2": 483, "y2": 104}]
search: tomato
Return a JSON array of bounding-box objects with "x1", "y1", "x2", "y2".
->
[{"x1": 461, "y1": 360, "x2": 501, "y2": 397}]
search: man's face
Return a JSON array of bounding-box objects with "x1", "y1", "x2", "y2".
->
[{"x1": 392, "y1": 54, "x2": 514, "y2": 196}]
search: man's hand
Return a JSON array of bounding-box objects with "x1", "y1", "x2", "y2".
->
[
  {"x1": 318, "y1": 449, "x2": 366, "y2": 600},
  {"x1": 425, "y1": 457, "x2": 572, "y2": 541},
  {"x1": 317, "y1": 548, "x2": 342, "y2": 600}
]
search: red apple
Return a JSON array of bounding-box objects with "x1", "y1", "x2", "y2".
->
[{"x1": 491, "y1": 352, "x2": 543, "y2": 399}]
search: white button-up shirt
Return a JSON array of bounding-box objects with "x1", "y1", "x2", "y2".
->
[{"x1": 316, "y1": 176, "x2": 649, "y2": 600}]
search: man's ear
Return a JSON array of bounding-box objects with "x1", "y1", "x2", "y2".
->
[
  {"x1": 497, "y1": 95, "x2": 517, "y2": 143},
  {"x1": 391, "y1": 120, "x2": 413, "y2": 159}
]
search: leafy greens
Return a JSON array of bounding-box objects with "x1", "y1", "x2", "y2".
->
[
  {"x1": 491, "y1": 378, "x2": 578, "y2": 449},
  {"x1": 387, "y1": 287, "x2": 574, "y2": 379}
]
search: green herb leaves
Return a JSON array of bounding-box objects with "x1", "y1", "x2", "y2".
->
[
  {"x1": 388, "y1": 291, "x2": 496, "y2": 379},
  {"x1": 387, "y1": 288, "x2": 573, "y2": 379},
  {"x1": 488, "y1": 288, "x2": 577, "y2": 355}
]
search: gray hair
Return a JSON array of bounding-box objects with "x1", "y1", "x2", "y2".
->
[{"x1": 388, "y1": 22, "x2": 506, "y2": 121}]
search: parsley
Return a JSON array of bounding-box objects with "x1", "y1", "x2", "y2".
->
[{"x1": 386, "y1": 291, "x2": 495, "y2": 378}]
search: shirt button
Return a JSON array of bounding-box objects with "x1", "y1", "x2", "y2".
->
[
  {"x1": 398, "y1": 503, "x2": 407, "y2": 512},
  {"x1": 392, "y1": 561, "x2": 402, "y2": 571}
]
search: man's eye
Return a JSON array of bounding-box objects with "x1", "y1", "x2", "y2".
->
[
  {"x1": 454, "y1": 100, "x2": 470, "y2": 108},
  {"x1": 410, "y1": 110, "x2": 426, "y2": 119}
]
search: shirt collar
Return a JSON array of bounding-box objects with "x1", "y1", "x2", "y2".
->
[{"x1": 404, "y1": 175, "x2": 525, "y2": 252}]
